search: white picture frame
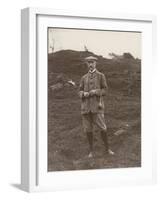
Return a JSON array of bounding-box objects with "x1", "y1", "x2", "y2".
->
[{"x1": 21, "y1": 7, "x2": 157, "y2": 192}]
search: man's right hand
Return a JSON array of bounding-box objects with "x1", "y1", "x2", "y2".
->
[{"x1": 83, "y1": 92, "x2": 89, "y2": 98}]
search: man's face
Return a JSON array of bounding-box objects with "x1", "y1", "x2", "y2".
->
[{"x1": 86, "y1": 60, "x2": 96, "y2": 71}]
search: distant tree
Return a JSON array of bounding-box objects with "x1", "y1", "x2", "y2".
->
[
  {"x1": 123, "y1": 53, "x2": 134, "y2": 59},
  {"x1": 109, "y1": 53, "x2": 116, "y2": 58},
  {"x1": 136, "y1": 58, "x2": 141, "y2": 62},
  {"x1": 108, "y1": 53, "x2": 122, "y2": 59},
  {"x1": 84, "y1": 45, "x2": 89, "y2": 52},
  {"x1": 50, "y1": 38, "x2": 55, "y2": 53}
]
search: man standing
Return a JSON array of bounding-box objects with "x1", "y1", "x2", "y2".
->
[{"x1": 79, "y1": 56, "x2": 114, "y2": 158}]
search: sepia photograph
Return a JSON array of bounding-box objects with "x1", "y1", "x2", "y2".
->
[{"x1": 47, "y1": 27, "x2": 141, "y2": 172}]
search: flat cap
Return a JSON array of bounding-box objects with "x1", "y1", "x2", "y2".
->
[{"x1": 84, "y1": 56, "x2": 98, "y2": 61}]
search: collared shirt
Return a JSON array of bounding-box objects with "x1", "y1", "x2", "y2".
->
[{"x1": 89, "y1": 68, "x2": 96, "y2": 74}]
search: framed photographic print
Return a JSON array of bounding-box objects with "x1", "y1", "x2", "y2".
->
[{"x1": 21, "y1": 7, "x2": 156, "y2": 192}]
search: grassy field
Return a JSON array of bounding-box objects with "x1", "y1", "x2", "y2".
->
[{"x1": 48, "y1": 50, "x2": 141, "y2": 171}]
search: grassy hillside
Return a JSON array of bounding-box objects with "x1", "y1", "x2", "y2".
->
[{"x1": 48, "y1": 50, "x2": 141, "y2": 171}]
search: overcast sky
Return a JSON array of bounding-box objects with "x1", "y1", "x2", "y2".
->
[{"x1": 48, "y1": 28, "x2": 141, "y2": 59}]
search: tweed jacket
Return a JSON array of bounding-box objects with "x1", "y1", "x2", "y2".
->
[{"x1": 79, "y1": 70, "x2": 107, "y2": 114}]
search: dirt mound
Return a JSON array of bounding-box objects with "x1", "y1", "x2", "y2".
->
[{"x1": 48, "y1": 50, "x2": 141, "y2": 96}]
